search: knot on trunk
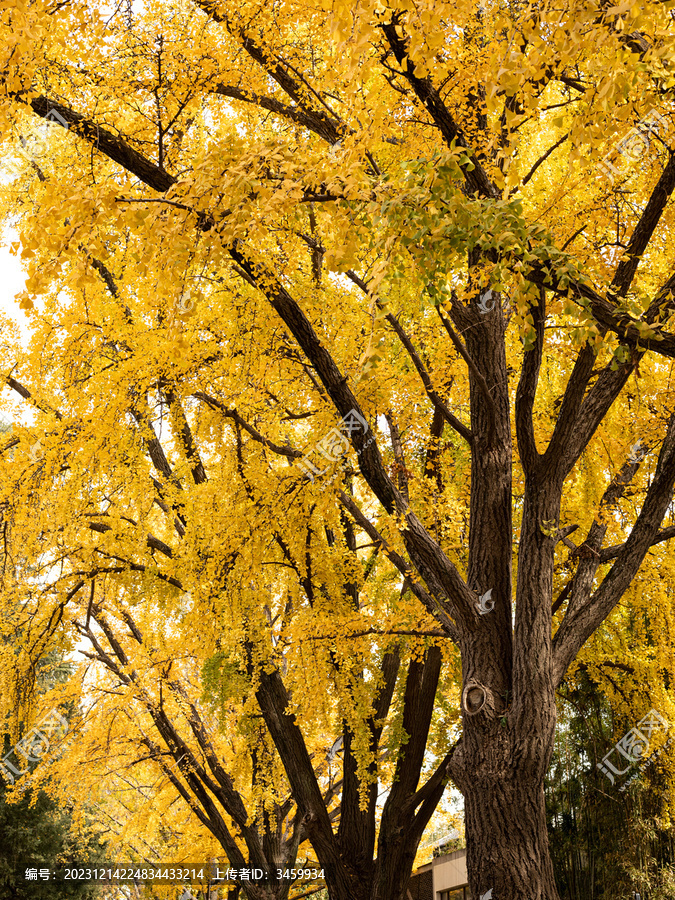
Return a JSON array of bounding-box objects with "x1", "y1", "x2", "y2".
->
[{"x1": 462, "y1": 681, "x2": 496, "y2": 718}]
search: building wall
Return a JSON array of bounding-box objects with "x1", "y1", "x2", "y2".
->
[
  {"x1": 432, "y1": 848, "x2": 468, "y2": 894},
  {"x1": 408, "y1": 863, "x2": 433, "y2": 900}
]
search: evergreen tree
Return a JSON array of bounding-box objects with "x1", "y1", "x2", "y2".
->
[{"x1": 547, "y1": 669, "x2": 675, "y2": 900}]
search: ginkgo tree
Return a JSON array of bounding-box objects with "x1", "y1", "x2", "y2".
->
[{"x1": 1, "y1": 0, "x2": 675, "y2": 897}]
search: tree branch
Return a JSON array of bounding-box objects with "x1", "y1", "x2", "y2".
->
[
  {"x1": 379, "y1": 19, "x2": 499, "y2": 199},
  {"x1": 192, "y1": 392, "x2": 302, "y2": 459},
  {"x1": 337, "y1": 490, "x2": 460, "y2": 643},
  {"x1": 515, "y1": 286, "x2": 545, "y2": 475},
  {"x1": 552, "y1": 411, "x2": 675, "y2": 686}
]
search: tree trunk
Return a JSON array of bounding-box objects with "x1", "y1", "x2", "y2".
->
[
  {"x1": 451, "y1": 694, "x2": 561, "y2": 900},
  {"x1": 463, "y1": 769, "x2": 560, "y2": 899}
]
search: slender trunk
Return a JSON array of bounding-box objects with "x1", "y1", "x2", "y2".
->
[{"x1": 370, "y1": 831, "x2": 420, "y2": 900}]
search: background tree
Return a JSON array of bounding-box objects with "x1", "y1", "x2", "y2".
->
[
  {"x1": 546, "y1": 669, "x2": 675, "y2": 900},
  {"x1": 1, "y1": 0, "x2": 675, "y2": 898},
  {"x1": 0, "y1": 653, "x2": 106, "y2": 900}
]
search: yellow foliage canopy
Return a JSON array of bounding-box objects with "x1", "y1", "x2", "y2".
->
[{"x1": 0, "y1": 0, "x2": 674, "y2": 895}]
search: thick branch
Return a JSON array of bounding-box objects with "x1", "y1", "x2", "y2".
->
[
  {"x1": 213, "y1": 83, "x2": 341, "y2": 144},
  {"x1": 254, "y1": 664, "x2": 360, "y2": 898},
  {"x1": 229, "y1": 244, "x2": 476, "y2": 631},
  {"x1": 88, "y1": 521, "x2": 174, "y2": 558},
  {"x1": 552, "y1": 412, "x2": 675, "y2": 686},
  {"x1": 380, "y1": 21, "x2": 499, "y2": 199},
  {"x1": 160, "y1": 380, "x2": 208, "y2": 484},
  {"x1": 5, "y1": 375, "x2": 63, "y2": 421},
  {"x1": 610, "y1": 152, "x2": 675, "y2": 298},
  {"x1": 515, "y1": 287, "x2": 545, "y2": 474},
  {"x1": 599, "y1": 523, "x2": 675, "y2": 563}
]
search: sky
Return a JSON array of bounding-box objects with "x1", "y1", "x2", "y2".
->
[{"x1": 0, "y1": 224, "x2": 34, "y2": 427}]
